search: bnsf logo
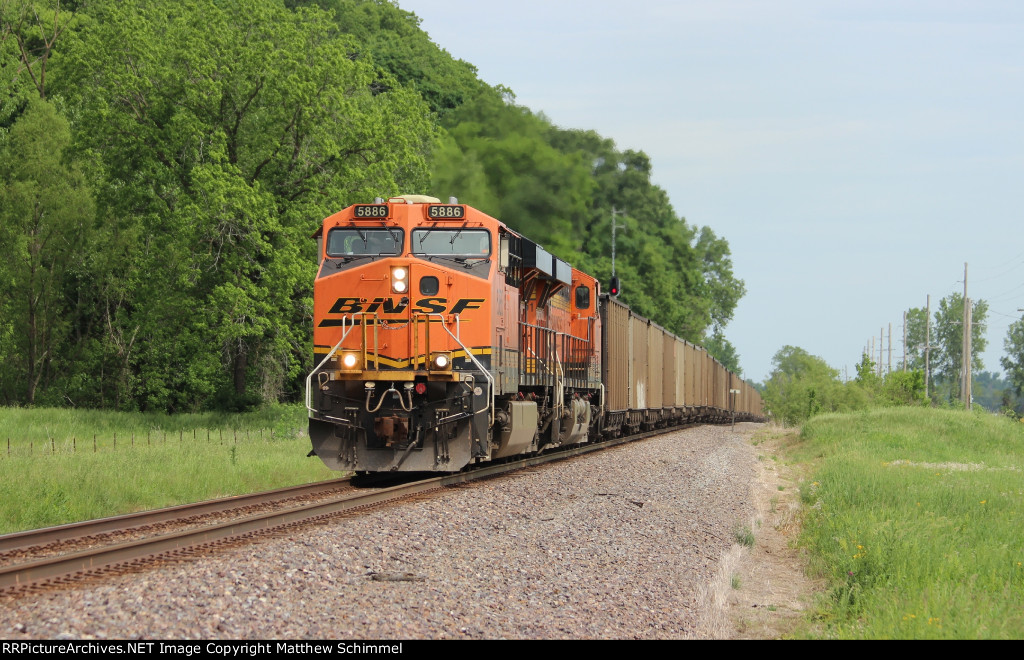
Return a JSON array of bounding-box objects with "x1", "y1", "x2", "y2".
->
[{"x1": 322, "y1": 297, "x2": 484, "y2": 318}]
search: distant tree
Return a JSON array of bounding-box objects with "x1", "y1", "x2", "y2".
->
[
  {"x1": 903, "y1": 306, "x2": 929, "y2": 372},
  {"x1": 1002, "y1": 317, "x2": 1024, "y2": 398},
  {"x1": 854, "y1": 353, "x2": 881, "y2": 390},
  {"x1": 695, "y1": 226, "x2": 745, "y2": 334},
  {"x1": 761, "y1": 346, "x2": 852, "y2": 425},
  {"x1": 930, "y1": 293, "x2": 987, "y2": 399},
  {"x1": 703, "y1": 330, "x2": 741, "y2": 376},
  {"x1": 880, "y1": 370, "x2": 928, "y2": 407}
]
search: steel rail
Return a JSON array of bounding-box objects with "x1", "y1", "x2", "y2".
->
[
  {"x1": 0, "y1": 423, "x2": 708, "y2": 593},
  {"x1": 0, "y1": 478, "x2": 352, "y2": 553}
]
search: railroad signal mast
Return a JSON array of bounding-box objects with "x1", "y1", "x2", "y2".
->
[{"x1": 610, "y1": 207, "x2": 625, "y2": 297}]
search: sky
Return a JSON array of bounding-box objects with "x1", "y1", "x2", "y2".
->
[{"x1": 395, "y1": 0, "x2": 1024, "y2": 384}]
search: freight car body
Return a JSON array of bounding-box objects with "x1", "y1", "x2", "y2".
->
[{"x1": 306, "y1": 196, "x2": 763, "y2": 473}]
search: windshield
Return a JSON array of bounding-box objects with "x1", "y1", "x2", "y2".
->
[
  {"x1": 411, "y1": 229, "x2": 490, "y2": 257},
  {"x1": 326, "y1": 228, "x2": 404, "y2": 256}
]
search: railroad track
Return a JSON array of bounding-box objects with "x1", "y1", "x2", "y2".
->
[{"x1": 0, "y1": 426, "x2": 670, "y2": 594}]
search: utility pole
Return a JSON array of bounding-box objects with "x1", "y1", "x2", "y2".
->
[
  {"x1": 888, "y1": 322, "x2": 892, "y2": 375},
  {"x1": 963, "y1": 297, "x2": 973, "y2": 410},
  {"x1": 961, "y1": 262, "x2": 972, "y2": 409},
  {"x1": 879, "y1": 328, "x2": 884, "y2": 377},
  {"x1": 902, "y1": 312, "x2": 907, "y2": 372},
  {"x1": 925, "y1": 294, "x2": 931, "y2": 399},
  {"x1": 610, "y1": 207, "x2": 626, "y2": 277}
]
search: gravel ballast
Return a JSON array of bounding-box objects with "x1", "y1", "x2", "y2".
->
[{"x1": 0, "y1": 423, "x2": 760, "y2": 640}]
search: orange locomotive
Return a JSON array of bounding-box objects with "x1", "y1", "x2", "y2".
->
[
  {"x1": 307, "y1": 195, "x2": 602, "y2": 472},
  {"x1": 307, "y1": 195, "x2": 765, "y2": 473}
]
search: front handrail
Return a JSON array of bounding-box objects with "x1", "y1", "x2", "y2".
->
[
  {"x1": 422, "y1": 313, "x2": 494, "y2": 428},
  {"x1": 305, "y1": 316, "x2": 355, "y2": 416}
]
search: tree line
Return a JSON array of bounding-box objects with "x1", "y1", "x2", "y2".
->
[
  {"x1": 0, "y1": 0, "x2": 747, "y2": 411},
  {"x1": 761, "y1": 291, "x2": 1024, "y2": 425}
]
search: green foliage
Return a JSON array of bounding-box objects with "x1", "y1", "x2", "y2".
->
[
  {"x1": 902, "y1": 306, "x2": 929, "y2": 372},
  {"x1": 930, "y1": 292, "x2": 988, "y2": 387},
  {"x1": 704, "y1": 330, "x2": 742, "y2": 376},
  {"x1": 0, "y1": 0, "x2": 435, "y2": 410},
  {"x1": 764, "y1": 347, "x2": 930, "y2": 425},
  {"x1": 879, "y1": 370, "x2": 929, "y2": 407},
  {"x1": 1002, "y1": 316, "x2": 1024, "y2": 399},
  {"x1": 289, "y1": 0, "x2": 485, "y2": 118},
  {"x1": 0, "y1": 0, "x2": 751, "y2": 410},
  {"x1": 854, "y1": 354, "x2": 881, "y2": 388},
  {"x1": 0, "y1": 96, "x2": 94, "y2": 404},
  {"x1": 967, "y1": 370, "x2": 1023, "y2": 415},
  {"x1": 762, "y1": 346, "x2": 849, "y2": 425}
]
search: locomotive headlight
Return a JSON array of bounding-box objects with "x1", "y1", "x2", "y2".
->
[
  {"x1": 430, "y1": 352, "x2": 452, "y2": 371},
  {"x1": 340, "y1": 352, "x2": 360, "y2": 370},
  {"x1": 391, "y1": 266, "x2": 408, "y2": 293}
]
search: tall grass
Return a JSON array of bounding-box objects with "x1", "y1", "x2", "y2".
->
[
  {"x1": 795, "y1": 407, "x2": 1024, "y2": 639},
  {"x1": 0, "y1": 404, "x2": 337, "y2": 534}
]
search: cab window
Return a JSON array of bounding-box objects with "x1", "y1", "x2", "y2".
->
[
  {"x1": 575, "y1": 285, "x2": 591, "y2": 310},
  {"x1": 411, "y1": 229, "x2": 490, "y2": 256},
  {"x1": 326, "y1": 228, "x2": 403, "y2": 256}
]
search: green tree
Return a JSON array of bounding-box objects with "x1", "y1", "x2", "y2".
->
[
  {"x1": 54, "y1": 0, "x2": 434, "y2": 410},
  {"x1": 761, "y1": 346, "x2": 852, "y2": 425},
  {"x1": 695, "y1": 226, "x2": 745, "y2": 334},
  {"x1": 704, "y1": 330, "x2": 741, "y2": 376},
  {"x1": 290, "y1": 0, "x2": 485, "y2": 118},
  {"x1": 880, "y1": 370, "x2": 928, "y2": 407},
  {"x1": 1002, "y1": 317, "x2": 1024, "y2": 398},
  {"x1": 902, "y1": 306, "x2": 929, "y2": 371},
  {"x1": 0, "y1": 96, "x2": 94, "y2": 404},
  {"x1": 931, "y1": 293, "x2": 987, "y2": 400}
]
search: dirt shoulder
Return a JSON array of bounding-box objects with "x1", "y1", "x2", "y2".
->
[{"x1": 697, "y1": 424, "x2": 824, "y2": 639}]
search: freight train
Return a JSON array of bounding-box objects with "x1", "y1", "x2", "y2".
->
[{"x1": 306, "y1": 195, "x2": 763, "y2": 472}]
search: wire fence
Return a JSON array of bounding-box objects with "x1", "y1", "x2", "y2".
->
[{"x1": 3, "y1": 427, "x2": 291, "y2": 457}]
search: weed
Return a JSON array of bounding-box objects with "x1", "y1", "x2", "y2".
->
[{"x1": 736, "y1": 525, "x2": 755, "y2": 547}]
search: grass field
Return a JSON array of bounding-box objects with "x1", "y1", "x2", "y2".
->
[
  {"x1": 792, "y1": 407, "x2": 1024, "y2": 639},
  {"x1": 0, "y1": 404, "x2": 336, "y2": 534}
]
